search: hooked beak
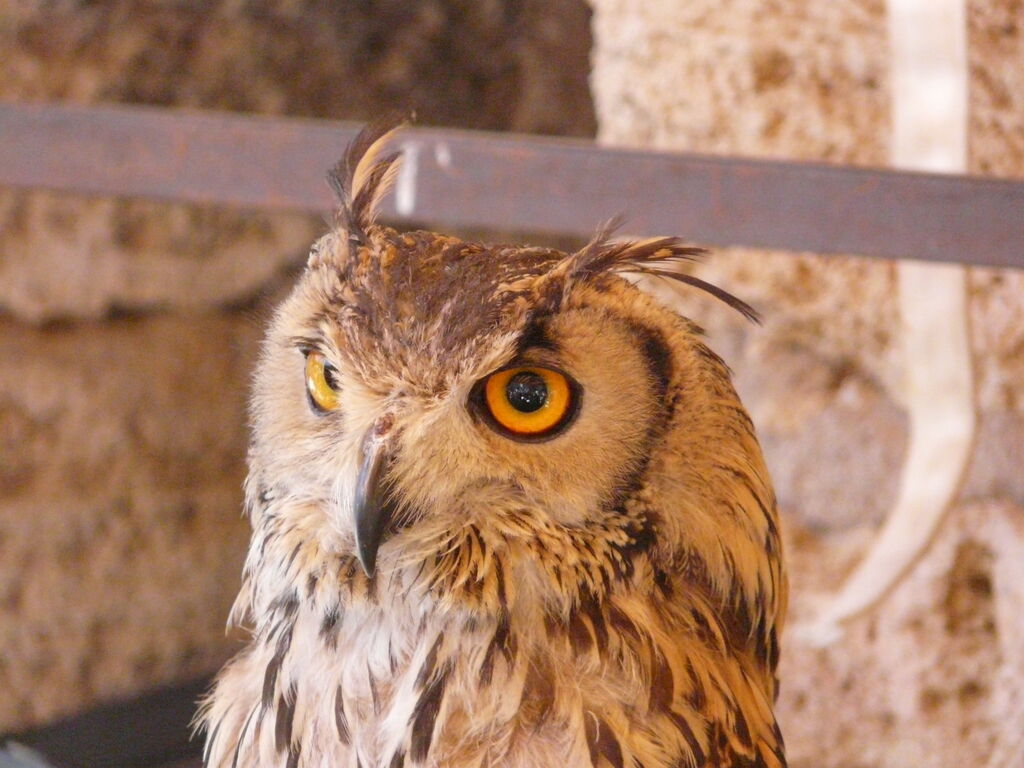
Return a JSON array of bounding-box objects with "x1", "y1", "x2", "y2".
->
[{"x1": 352, "y1": 426, "x2": 399, "y2": 577}]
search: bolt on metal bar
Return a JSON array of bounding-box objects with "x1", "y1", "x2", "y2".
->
[{"x1": 1, "y1": 101, "x2": 1022, "y2": 268}]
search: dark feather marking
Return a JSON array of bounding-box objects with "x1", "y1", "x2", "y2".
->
[
  {"x1": 653, "y1": 566, "x2": 674, "y2": 598},
  {"x1": 581, "y1": 595, "x2": 608, "y2": 654},
  {"x1": 568, "y1": 610, "x2": 594, "y2": 657},
  {"x1": 607, "y1": 512, "x2": 656, "y2": 583},
  {"x1": 584, "y1": 712, "x2": 600, "y2": 767},
  {"x1": 286, "y1": 744, "x2": 301, "y2": 768},
  {"x1": 771, "y1": 721, "x2": 786, "y2": 757},
  {"x1": 494, "y1": 557, "x2": 508, "y2": 612},
  {"x1": 523, "y1": 658, "x2": 556, "y2": 729},
  {"x1": 203, "y1": 719, "x2": 222, "y2": 766},
  {"x1": 231, "y1": 705, "x2": 260, "y2": 768},
  {"x1": 416, "y1": 635, "x2": 443, "y2": 690},
  {"x1": 721, "y1": 582, "x2": 756, "y2": 652},
  {"x1": 320, "y1": 605, "x2": 342, "y2": 647},
  {"x1": 692, "y1": 341, "x2": 733, "y2": 378},
  {"x1": 262, "y1": 654, "x2": 284, "y2": 712},
  {"x1": 334, "y1": 685, "x2": 350, "y2": 745},
  {"x1": 584, "y1": 713, "x2": 624, "y2": 768},
  {"x1": 272, "y1": 590, "x2": 300, "y2": 619},
  {"x1": 650, "y1": 649, "x2": 674, "y2": 711},
  {"x1": 668, "y1": 711, "x2": 706, "y2": 767},
  {"x1": 608, "y1": 603, "x2": 642, "y2": 645},
  {"x1": 286, "y1": 542, "x2": 302, "y2": 573},
  {"x1": 409, "y1": 662, "x2": 452, "y2": 762},
  {"x1": 480, "y1": 611, "x2": 512, "y2": 686},
  {"x1": 625, "y1": 319, "x2": 673, "y2": 403},
  {"x1": 733, "y1": 707, "x2": 753, "y2": 749},
  {"x1": 257, "y1": 484, "x2": 273, "y2": 505},
  {"x1": 714, "y1": 464, "x2": 773, "y2": 526},
  {"x1": 368, "y1": 662, "x2": 381, "y2": 715},
  {"x1": 690, "y1": 608, "x2": 715, "y2": 646},
  {"x1": 390, "y1": 750, "x2": 406, "y2": 768},
  {"x1": 768, "y1": 628, "x2": 781, "y2": 672},
  {"x1": 543, "y1": 611, "x2": 560, "y2": 639},
  {"x1": 262, "y1": 616, "x2": 296, "y2": 710},
  {"x1": 515, "y1": 316, "x2": 558, "y2": 354},
  {"x1": 275, "y1": 682, "x2": 297, "y2": 754},
  {"x1": 685, "y1": 661, "x2": 707, "y2": 710}
]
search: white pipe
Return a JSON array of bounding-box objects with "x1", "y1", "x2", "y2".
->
[{"x1": 802, "y1": 0, "x2": 976, "y2": 644}]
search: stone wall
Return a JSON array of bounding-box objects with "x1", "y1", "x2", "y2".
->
[
  {"x1": 0, "y1": 0, "x2": 595, "y2": 732},
  {"x1": 589, "y1": 1, "x2": 1024, "y2": 766}
]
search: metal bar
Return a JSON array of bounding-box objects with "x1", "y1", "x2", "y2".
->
[{"x1": 1, "y1": 101, "x2": 1022, "y2": 268}]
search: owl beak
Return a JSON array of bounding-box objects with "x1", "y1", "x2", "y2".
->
[{"x1": 352, "y1": 428, "x2": 398, "y2": 577}]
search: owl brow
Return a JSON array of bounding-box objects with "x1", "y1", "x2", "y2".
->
[
  {"x1": 514, "y1": 318, "x2": 558, "y2": 356},
  {"x1": 289, "y1": 334, "x2": 326, "y2": 354}
]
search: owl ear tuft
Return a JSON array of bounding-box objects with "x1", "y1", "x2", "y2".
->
[
  {"x1": 560, "y1": 219, "x2": 760, "y2": 323},
  {"x1": 328, "y1": 115, "x2": 408, "y2": 246}
]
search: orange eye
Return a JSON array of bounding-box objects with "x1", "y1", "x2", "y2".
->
[
  {"x1": 305, "y1": 352, "x2": 341, "y2": 412},
  {"x1": 481, "y1": 366, "x2": 577, "y2": 439}
]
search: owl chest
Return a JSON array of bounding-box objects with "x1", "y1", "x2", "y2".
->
[{"x1": 271, "y1": 601, "x2": 502, "y2": 767}]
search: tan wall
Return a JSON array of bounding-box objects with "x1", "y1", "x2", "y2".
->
[
  {"x1": 0, "y1": 0, "x2": 595, "y2": 731},
  {"x1": 589, "y1": 0, "x2": 1024, "y2": 765}
]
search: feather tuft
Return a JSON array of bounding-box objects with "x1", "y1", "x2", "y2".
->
[
  {"x1": 327, "y1": 116, "x2": 408, "y2": 245},
  {"x1": 560, "y1": 219, "x2": 760, "y2": 323}
]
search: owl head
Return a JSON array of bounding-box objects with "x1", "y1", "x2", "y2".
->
[{"x1": 244, "y1": 120, "x2": 762, "y2": 588}]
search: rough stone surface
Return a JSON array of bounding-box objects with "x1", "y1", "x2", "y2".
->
[
  {"x1": 0, "y1": 193, "x2": 320, "y2": 323},
  {"x1": 0, "y1": 314, "x2": 259, "y2": 728},
  {"x1": 590, "y1": 0, "x2": 890, "y2": 164},
  {"x1": 968, "y1": 0, "x2": 1024, "y2": 177},
  {"x1": 590, "y1": 0, "x2": 1024, "y2": 764},
  {"x1": 780, "y1": 501, "x2": 1024, "y2": 768}
]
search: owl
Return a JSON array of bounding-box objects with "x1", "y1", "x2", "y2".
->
[{"x1": 199, "y1": 121, "x2": 787, "y2": 768}]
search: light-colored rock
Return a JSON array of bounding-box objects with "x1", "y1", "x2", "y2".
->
[
  {"x1": 0, "y1": 314, "x2": 257, "y2": 730},
  {"x1": 590, "y1": 0, "x2": 889, "y2": 164},
  {"x1": 779, "y1": 502, "x2": 1024, "y2": 768},
  {"x1": 0, "y1": 192, "x2": 319, "y2": 323},
  {"x1": 968, "y1": 0, "x2": 1024, "y2": 178}
]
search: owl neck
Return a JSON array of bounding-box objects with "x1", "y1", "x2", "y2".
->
[
  {"x1": 227, "y1": 498, "x2": 660, "y2": 762},
  {"x1": 209, "y1": 492, "x2": 782, "y2": 768}
]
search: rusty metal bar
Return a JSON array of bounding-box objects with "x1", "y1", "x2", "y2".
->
[{"x1": 1, "y1": 101, "x2": 1022, "y2": 268}]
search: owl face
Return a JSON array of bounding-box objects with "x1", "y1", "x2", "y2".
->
[
  {"x1": 248, "y1": 229, "x2": 688, "y2": 577},
  {"x1": 242, "y1": 121, "x2": 758, "y2": 583}
]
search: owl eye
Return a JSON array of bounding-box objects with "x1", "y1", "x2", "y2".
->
[
  {"x1": 305, "y1": 352, "x2": 341, "y2": 413},
  {"x1": 480, "y1": 366, "x2": 578, "y2": 440}
]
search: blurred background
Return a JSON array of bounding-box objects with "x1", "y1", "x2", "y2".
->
[{"x1": 1, "y1": 1, "x2": 1022, "y2": 767}]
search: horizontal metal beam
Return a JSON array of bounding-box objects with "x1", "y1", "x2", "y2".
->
[{"x1": 1, "y1": 102, "x2": 1022, "y2": 268}]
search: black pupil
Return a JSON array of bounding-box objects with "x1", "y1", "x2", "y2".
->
[
  {"x1": 323, "y1": 362, "x2": 341, "y2": 390},
  {"x1": 505, "y1": 372, "x2": 548, "y2": 413}
]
